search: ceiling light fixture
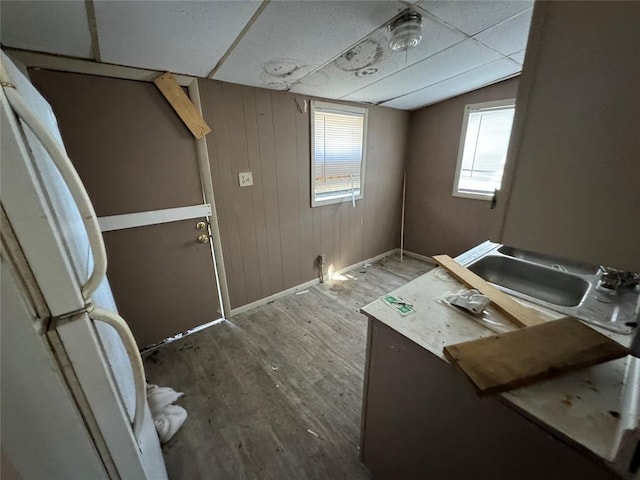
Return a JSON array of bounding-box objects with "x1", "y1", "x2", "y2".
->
[{"x1": 388, "y1": 10, "x2": 423, "y2": 52}]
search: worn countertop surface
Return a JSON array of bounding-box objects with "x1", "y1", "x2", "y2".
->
[{"x1": 361, "y1": 266, "x2": 637, "y2": 466}]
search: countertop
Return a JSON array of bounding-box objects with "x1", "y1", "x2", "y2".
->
[{"x1": 361, "y1": 266, "x2": 638, "y2": 468}]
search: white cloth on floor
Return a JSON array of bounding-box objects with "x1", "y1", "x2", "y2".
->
[
  {"x1": 147, "y1": 384, "x2": 184, "y2": 417},
  {"x1": 154, "y1": 404, "x2": 188, "y2": 445}
]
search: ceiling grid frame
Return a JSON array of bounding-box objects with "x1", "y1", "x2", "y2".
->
[
  {"x1": 330, "y1": 3, "x2": 531, "y2": 106},
  {"x1": 0, "y1": 0, "x2": 534, "y2": 110}
]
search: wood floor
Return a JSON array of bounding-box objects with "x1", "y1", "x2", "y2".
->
[{"x1": 143, "y1": 253, "x2": 433, "y2": 480}]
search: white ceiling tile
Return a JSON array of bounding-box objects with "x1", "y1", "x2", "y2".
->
[
  {"x1": 509, "y1": 49, "x2": 526, "y2": 65},
  {"x1": 341, "y1": 39, "x2": 501, "y2": 103},
  {"x1": 418, "y1": 0, "x2": 533, "y2": 36},
  {"x1": 474, "y1": 7, "x2": 533, "y2": 56},
  {"x1": 290, "y1": 14, "x2": 465, "y2": 99},
  {"x1": 381, "y1": 58, "x2": 521, "y2": 110},
  {"x1": 94, "y1": 1, "x2": 262, "y2": 77},
  {"x1": 214, "y1": 1, "x2": 404, "y2": 89},
  {"x1": 1, "y1": 0, "x2": 93, "y2": 59}
]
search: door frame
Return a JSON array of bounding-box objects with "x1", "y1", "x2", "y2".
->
[{"x1": 6, "y1": 48, "x2": 232, "y2": 318}]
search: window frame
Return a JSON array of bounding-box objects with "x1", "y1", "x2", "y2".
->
[
  {"x1": 452, "y1": 98, "x2": 516, "y2": 201},
  {"x1": 310, "y1": 100, "x2": 368, "y2": 207}
]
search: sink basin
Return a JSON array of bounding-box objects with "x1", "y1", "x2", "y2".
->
[
  {"x1": 468, "y1": 256, "x2": 589, "y2": 307},
  {"x1": 459, "y1": 241, "x2": 638, "y2": 334},
  {"x1": 497, "y1": 246, "x2": 599, "y2": 276}
]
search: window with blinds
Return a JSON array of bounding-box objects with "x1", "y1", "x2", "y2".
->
[
  {"x1": 311, "y1": 101, "x2": 367, "y2": 206},
  {"x1": 453, "y1": 99, "x2": 516, "y2": 200}
]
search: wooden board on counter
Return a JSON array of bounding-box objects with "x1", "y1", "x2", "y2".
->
[
  {"x1": 443, "y1": 317, "x2": 628, "y2": 396},
  {"x1": 433, "y1": 254, "x2": 545, "y2": 328}
]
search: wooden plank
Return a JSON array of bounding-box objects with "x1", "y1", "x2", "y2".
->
[
  {"x1": 433, "y1": 254, "x2": 545, "y2": 328},
  {"x1": 443, "y1": 317, "x2": 628, "y2": 396},
  {"x1": 153, "y1": 72, "x2": 211, "y2": 139}
]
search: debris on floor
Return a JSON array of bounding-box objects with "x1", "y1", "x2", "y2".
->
[{"x1": 147, "y1": 384, "x2": 187, "y2": 444}]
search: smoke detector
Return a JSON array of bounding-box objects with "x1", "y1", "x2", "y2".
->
[{"x1": 388, "y1": 10, "x2": 423, "y2": 52}]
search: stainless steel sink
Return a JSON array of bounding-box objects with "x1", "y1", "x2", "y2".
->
[
  {"x1": 497, "y1": 246, "x2": 599, "y2": 276},
  {"x1": 468, "y1": 256, "x2": 589, "y2": 307},
  {"x1": 458, "y1": 241, "x2": 639, "y2": 334}
]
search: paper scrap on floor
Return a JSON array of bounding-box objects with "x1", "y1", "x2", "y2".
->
[{"x1": 381, "y1": 294, "x2": 415, "y2": 316}]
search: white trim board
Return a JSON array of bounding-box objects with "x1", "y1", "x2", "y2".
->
[
  {"x1": 6, "y1": 49, "x2": 195, "y2": 86},
  {"x1": 189, "y1": 79, "x2": 231, "y2": 319},
  {"x1": 98, "y1": 204, "x2": 211, "y2": 232},
  {"x1": 230, "y1": 249, "x2": 398, "y2": 317},
  {"x1": 402, "y1": 250, "x2": 438, "y2": 265}
]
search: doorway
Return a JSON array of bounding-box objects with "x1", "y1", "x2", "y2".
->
[{"x1": 30, "y1": 69, "x2": 224, "y2": 347}]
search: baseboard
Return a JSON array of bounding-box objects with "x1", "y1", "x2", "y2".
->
[
  {"x1": 401, "y1": 250, "x2": 438, "y2": 265},
  {"x1": 230, "y1": 249, "x2": 398, "y2": 317},
  {"x1": 230, "y1": 277, "x2": 321, "y2": 317}
]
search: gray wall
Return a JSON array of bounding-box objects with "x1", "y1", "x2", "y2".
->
[
  {"x1": 500, "y1": 1, "x2": 640, "y2": 272},
  {"x1": 403, "y1": 77, "x2": 519, "y2": 258},
  {"x1": 199, "y1": 79, "x2": 409, "y2": 308}
]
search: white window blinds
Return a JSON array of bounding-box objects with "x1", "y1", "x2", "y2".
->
[
  {"x1": 456, "y1": 104, "x2": 515, "y2": 196},
  {"x1": 312, "y1": 103, "x2": 366, "y2": 205}
]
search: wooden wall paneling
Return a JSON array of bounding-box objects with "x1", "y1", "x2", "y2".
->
[
  {"x1": 254, "y1": 89, "x2": 284, "y2": 298},
  {"x1": 311, "y1": 197, "x2": 323, "y2": 281},
  {"x1": 319, "y1": 204, "x2": 335, "y2": 275},
  {"x1": 198, "y1": 78, "x2": 409, "y2": 309},
  {"x1": 203, "y1": 81, "x2": 248, "y2": 307},
  {"x1": 383, "y1": 108, "x2": 408, "y2": 255},
  {"x1": 333, "y1": 204, "x2": 344, "y2": 271},
  {"x1": 242, "y1": 86, "x2": 272, "y2": 297},
  {"x1": 403, "y1": 79, "x2": 519, "y2": 258},
  {"x1": 362, "y1": 106, "x2": 382, "y2": 260},
  {"x1": 332, "y1": 204, "x2": 342, "y2": 272},
  {"x1": 350, "y1": 201, "x2": 366, "y2": 270},
  {"x1": 225, "y1": 83, "x2": 262, "y2": 304},
  {"x1": 294, "y1": 96, "x2": 315, "y2": 281},
  {"x1": 339, "y1": 202, "x2": 352, "y2": 271},
  {"x1": 271, "y1": 93, "x2": 302, "y2": 290}
]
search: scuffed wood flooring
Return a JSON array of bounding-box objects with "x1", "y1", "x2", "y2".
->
[{"x1": 143, "y1": 253, "x2": 432, "y2": 480}]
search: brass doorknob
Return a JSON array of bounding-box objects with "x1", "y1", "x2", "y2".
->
[
  {"x1": 197, "y1": 234, "x2": 209, "y2": 243},
  {"x1": 196, "y1": 221, "x2": 207, "y2": 230}
]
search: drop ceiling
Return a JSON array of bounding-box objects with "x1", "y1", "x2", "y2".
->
[{"x1": 0, "y1": 0, "x2": 533, "y2": 111}]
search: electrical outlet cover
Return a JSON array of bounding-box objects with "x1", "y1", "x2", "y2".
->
[{"x1": 238, "y1": 171, "x2": 253, "y2": 187}]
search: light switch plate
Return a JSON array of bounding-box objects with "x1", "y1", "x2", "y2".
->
[{"x1": 238, "y1": 171, "x2": 253, "y2": 187}]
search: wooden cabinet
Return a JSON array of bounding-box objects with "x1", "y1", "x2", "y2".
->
[
  {"x1": 360, "y1": 319, "x2": 620, "y2": 480},
  {"x1": 499, "y1": 2, "x2": 640, "y2": 272}
]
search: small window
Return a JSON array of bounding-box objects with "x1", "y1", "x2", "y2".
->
[
  {"x1": 453, "y1": 99, "x2": 516, "y2": 200},
  {"x1": 311, "y1": 101, "x2": 367, "y2": 207}
]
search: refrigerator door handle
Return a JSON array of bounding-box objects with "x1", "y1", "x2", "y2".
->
[
  {"x1": 90, "y1": 306, "x2": 146, "y2": 444},
  {"x1": 1, "y1": 81, "x2": 107, "y2": 299}
]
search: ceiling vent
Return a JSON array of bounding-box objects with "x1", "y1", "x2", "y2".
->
[{"x1": 388, "y1": 10, "x2": 423, "y2": 52}]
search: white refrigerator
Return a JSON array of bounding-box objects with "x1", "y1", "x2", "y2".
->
[{"x1": 1, "y1": 51, "x2": 168, "y2": 479}]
